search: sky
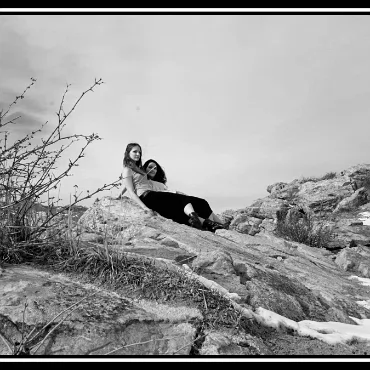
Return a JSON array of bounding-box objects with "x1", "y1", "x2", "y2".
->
[{"x1": 2, "y1": 11, "x2": 370, "y2": 213}]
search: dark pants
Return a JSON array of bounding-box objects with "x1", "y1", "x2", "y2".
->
[{"x1": 140, "y1": 191, "x2": 213, "y2": 226}]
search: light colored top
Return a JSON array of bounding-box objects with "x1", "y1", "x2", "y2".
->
[
  {"x1": 122, "y1": 167, "x2": 154, "y2": 197},
  {"x1": 151, "y1": 180, "x2": 169, "y2": 192},
  {"x1": 119, "y1": 177, "x2": 174, "y2": 198}
]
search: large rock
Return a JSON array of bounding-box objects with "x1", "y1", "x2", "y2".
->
[
  {"x1": 76, "y1": 197, "x2": 370, "y2": 325},
  {"x1": 295, "y1": 178, "x2": 353, "y2": 214},
  {"x1": 229, "y1": 214, "x2": 263, "y2": 235},
  {"x1": 326, "y1": 203, "x2": 370, "y2": 250},
  {"x1": 214, "y1": 230, "x2": 370, "y2": 322},
  {"x1": 0, "y1": 265, "x2": 199, "y2": 355},
  {"x1": 198, "y1": 330, "x2": 273, "y2": 355},
  {"x1": 335, "y1": 246, "x2": 370, "y2": 278},
  {"x1": 267, "y1": 181, "x2": 300, "y2": 200},
  {"x1": 226, "y1": 164, "x2": 370, "y2": 251},
  {"x1": 192, "y1": 251, "x2": 236, "y2": 276},
  {"x1": 341, "y1": 163, "x2": 370, "y2": 191},
  {"x1": 334, "y1": 187, "x2": 369, "y2": 212},
  {"x1": 3, "y1": 190, "x2": 370, "y2": 356},
  {"x1": 246, "y1": 197, "x2": 288, "y2": 219}
]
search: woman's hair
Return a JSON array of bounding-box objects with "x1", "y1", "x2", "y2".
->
[
  {"x1": 123, "y1": 143, "x2": 143, "y2": 169},
  {"x1": 143, "y1": 159, "x2": 167, "y2": 184}
]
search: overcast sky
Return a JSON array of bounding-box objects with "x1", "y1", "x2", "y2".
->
[{"x1": 1, "y1": 12, "x2": 370, "y2": 213}]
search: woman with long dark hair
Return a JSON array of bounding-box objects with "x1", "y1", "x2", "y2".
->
[
  {"x1": 143, "y1": 158, "x2": 226, "y2": 224},
  {"x1": 121, "y1": 143, "x2": 226, "y2": 232}
]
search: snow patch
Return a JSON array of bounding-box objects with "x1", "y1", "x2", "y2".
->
[
  {"x1": 356, "y1": 300, "x2": 370, "y2": 310},
  {"x1": 358, "y1": 211, "x2": 370, "y2": 226},
  {"x1": 255, "y1": 307, "x2": 370, "y2": 346},
  {"x1": 349, "y1": 275, "x2": 370, "y2": 286}
]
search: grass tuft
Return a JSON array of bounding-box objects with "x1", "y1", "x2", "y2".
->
[{"x1": 274, "y1": 209, "x2": 334, "y2": 249}]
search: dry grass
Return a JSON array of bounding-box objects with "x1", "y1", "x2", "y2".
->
[
  {"x1": 274, "y1": 209, "x2": 334, "y2": 249},
  {"x1": 300, "y1": 171, "x2": 337, "y2": 184}
]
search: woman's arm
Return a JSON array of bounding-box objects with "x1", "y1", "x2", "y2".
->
[
  {"x1": 122, "y1": 167, "x2": 156, "y2": 215},
  {"x1": 120, "y1": 186, "x2": 127, "y2": 197},
  {"x1": 150, "y1": 180, "x2": 187, "y2": 195}
]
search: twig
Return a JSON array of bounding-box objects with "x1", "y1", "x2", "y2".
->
[
  {"x1": 169, "y1": 334, "x2": 205, "y2": 355},
  {"x1": 30, "y1": 304, "x2": 81, "y2": 355},
  {"x1": 21, "y1": 300, "x2": 28, "y2": 345},
  {"x1": 28, "y1": 291, "x2": 97, "y2": 347},
  {"x1": 202, "y1": 291, "x2": 208, "y2": 311}
]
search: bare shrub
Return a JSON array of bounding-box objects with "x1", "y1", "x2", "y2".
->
[
  {"x1": 319, "y1": 171, "x2": 337, "y2": 181},
  {"x1": 0, "y1": 78, "x2": 122, "y2": 262},
  {"x1": 299, "y1": 176, "x2": 319, "y2": 184}
]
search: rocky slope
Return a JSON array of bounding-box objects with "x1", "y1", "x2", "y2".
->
[
  {"x1": 1, "y1": 164, "x2": 370, "y2": 356},
  {"x1": 224, "y1": 163, "x2": 370, "y2": 251}
]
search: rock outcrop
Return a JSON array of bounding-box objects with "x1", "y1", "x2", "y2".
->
[
  {"x1": 222, "y1": 164, "x2": 370, "y2": 252},
  {"x1": 75, "y1": 194, "x2": 370, "y2": 324},
  {"x1": 0, "y1": 265, "x2": 199, "y2": 355},
  {"x1": 1, "y1": 163, "x2": 370, "y2": 356}
]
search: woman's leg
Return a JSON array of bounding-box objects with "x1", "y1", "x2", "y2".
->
[
  {"x1": 141, "y1": 192, "x2": 225, "y2": 231},
  {"x1": 183, "y1": 203, "x2": 196, "y2": 216},
  {"x1": 208, "y1": 212, "x2": 225, "y2": 224},
  {"x1": 141, "y1": 191, "x2": 198, "y2": 225},
  {"x1": 182, "y1": 196, "x2": 213, "y2": 220}
]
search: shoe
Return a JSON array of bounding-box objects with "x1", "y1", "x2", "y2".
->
[
  {"x1": 188, "y1": 212, "x2": 202, "y2": 229},
  {"x1": 203, "y1": 219, "x2": 226, "y2": 233}
]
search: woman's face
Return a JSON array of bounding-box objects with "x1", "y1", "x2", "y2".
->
[
  {"x1": 129, "y1": 146, "x2": 141, "y2": 162},
  {"x1": 146, "y1": 162, "x2": 157, "y2": 179}
]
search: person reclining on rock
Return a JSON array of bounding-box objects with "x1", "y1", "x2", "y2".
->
[
  {"x1": 120, "y1": 158, "x2": 185, "y2": 195},
  {"x1": 121, "y1": 143, "x2": 226, "y2": 232},
  {"x1": 142, "y1": 158, "x2": 187, "y2": 194},
  {"x1": 143, "y1": 158, "x2": 228, "y2": 227}
]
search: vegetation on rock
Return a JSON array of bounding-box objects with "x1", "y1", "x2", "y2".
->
[
  {"x1": 274, "y1": 208, "x2": 334, "y2": 249},
  {"x1": 0, "y1": 78, "x2": 121, "y2": 263}
]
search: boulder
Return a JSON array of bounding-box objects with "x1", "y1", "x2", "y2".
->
[
  {"x1": 259, "y1": 218, "x2": 276, "y2": 234},
  {"x1": 335, "y1": 246, "x2": 370, "y2": 278},
  {"x1": 325, "y1": 204, "x2": 370, "y2": 250},
  {"x1": 0, "y1": 265, "x2": 199, "y2": 355},
  {"x1": 223, "y1": 164, "x2": 370, "y2": 251},
  {"x1": 229, "y1": 214, "x2": 263, "y2": 236},
  {"x1": 198, "y1": 330, "x2": 273, "y2": 355},
  {"x1": 243, "y1": 197, "x2": 289, "y2": 219},
  {"x1": 77, "y1": 196, "x2": 370, "y2": 325},
  {"x1": 334, "y1": 187, "x2": 369, "y2": 212},
  {"x1": 267, "y1": 181, "x2": 300, "y2": 200},
  {"x1": 340, "y1": 163, "x2": 370, "y2": 191},
  {"x1": 295, "y1": 178, "x2": 353, "y2": 214},
  {"x1": 192, "y1": 251, "x2": 236, "y2": 276}
]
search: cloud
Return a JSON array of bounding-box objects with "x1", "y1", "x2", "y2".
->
[
  {"x1": 0, "y1": 19, "x2": 37, "y2": 82},
  {"x1": 2, "y1": 110, "x2": 46, "y2": 131},
  {"x1": 0, "y1": 85, "x2": 51, "y2": 117}
]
